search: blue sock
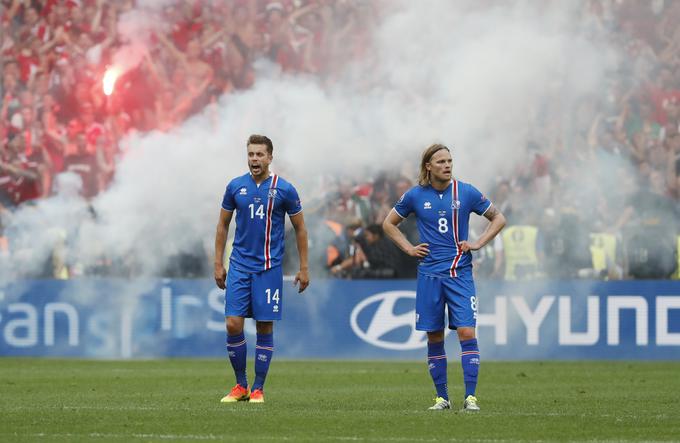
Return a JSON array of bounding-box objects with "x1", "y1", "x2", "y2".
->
[
  {"x1": 427, "y1": 341, "x2": 448, "y2": 400},
  {"x1": 252, "y1": 333, "x2": 274, "y2": 391},
  {"x1": 460, "y1": 338, "x2": 480, "y2": 398},
  {"x1": 227, "y1": 333, "x2": 248, "y2": 388}
]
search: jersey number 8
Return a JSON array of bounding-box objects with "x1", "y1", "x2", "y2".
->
[{"x1": 438, "y1": 217, "x2": 449, "y2": 233}]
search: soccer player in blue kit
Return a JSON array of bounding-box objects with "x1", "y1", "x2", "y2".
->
[
  {"x1": 383, "y1": 144, "x2": 506, "y2": 411},
  {"x1": 214, "y1": 134, "x2": 310, "y2": 404}
]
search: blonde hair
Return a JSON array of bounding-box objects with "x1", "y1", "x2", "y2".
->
[{"x1": 418, "y1": 144, "x2": 450, "y2": 186}]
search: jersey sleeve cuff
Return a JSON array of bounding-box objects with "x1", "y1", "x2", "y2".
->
[
  {"x1": 221, "y1": 206, "x2": 234, "y2": 212},
  {"x1": 288, "y1": 208, "x2": 303, "y2": 216},
  {"x1": 480, "y1": 202, "x2": 493, "y2": 216},
  {"x1": 393, "y1": 207, "x2": 406, "y2": 219}
]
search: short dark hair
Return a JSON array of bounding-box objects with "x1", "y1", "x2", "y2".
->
[
  {"x1": 247, "y1": 134, "x2": 273, "y2": 155},
  {"x1": 365, "y1": 224, "x2": 383, "y2": 237}
]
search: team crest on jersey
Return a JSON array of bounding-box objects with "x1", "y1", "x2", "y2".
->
[
  {"x1": 268, "y1": 189, "x2": 277, "y2": 198},
  {"x1": 423, "y1": 201, "x2": 432, "y2": 209},
  {"x1": 452, "y1": 200, "x2": 460, "y2": 209}
]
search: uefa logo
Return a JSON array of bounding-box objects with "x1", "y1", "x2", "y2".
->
[{"x1": 350, "y1": 291, "x2": 436, "y2": 350}]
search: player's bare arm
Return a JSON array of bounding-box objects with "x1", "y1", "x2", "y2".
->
[
  {"x1": 214, "y1": 208, "x2": 233, "y2": 289},
  {"x1": 289, "y1": 211, "x2": 310, "y2": 293},
  {"x1": 459, "y1": 204, "x2": 506, "y2": 252},
  {"x1": 382, "y1": 209, "x2": 429, "y2": 258}
]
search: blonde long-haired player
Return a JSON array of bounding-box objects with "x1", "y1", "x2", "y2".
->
[{"x1": 383, "y1": 144, "x2": 506, "y2": 411}]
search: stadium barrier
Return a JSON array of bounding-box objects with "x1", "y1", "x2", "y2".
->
[{"x1": 1, "y1": 279, "x2": 679, "y2": 359}]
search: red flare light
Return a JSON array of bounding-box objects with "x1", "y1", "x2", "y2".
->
[{"x1": 103, "y1": 67, "x2": 121, "y2": 96}]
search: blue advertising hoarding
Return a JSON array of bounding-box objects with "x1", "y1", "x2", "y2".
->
[{"x1": 1, "y1": 279, "x2": 679, "y2": 359}]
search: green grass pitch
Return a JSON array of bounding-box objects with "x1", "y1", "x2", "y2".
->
[{"x1": 1, "y1": 359, "x2": 679, "y2": 442}]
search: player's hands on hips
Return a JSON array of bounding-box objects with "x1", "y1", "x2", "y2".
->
[
  {"x1": 294, "y1": 268, "x2": 310, "y2": 293},
  {"x1": 214, "y1": 264, "x2": 227, "y2": 289},
  {"x1": 459, "y1": 240, "x2": 480, "y2": 252},
  {"x1": 408, "y1": 243, "x2": 429, "y2": 258}
]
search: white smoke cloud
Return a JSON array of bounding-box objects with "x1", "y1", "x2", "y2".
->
[
  {"x1": 112, "y1": 0, "x2": 174, "y2": 74},
  {"x1": 4, "y1": 0, "x2": 620, "y2": 279}
]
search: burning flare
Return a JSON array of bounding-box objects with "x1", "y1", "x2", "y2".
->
[{"x1": 103, "y1": 67, "x2": 121, "y2": 96}]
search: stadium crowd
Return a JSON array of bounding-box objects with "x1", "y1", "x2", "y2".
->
[
  {"x1": 1, "y1": 0, "x2": 680, "y2": 280},
  {"x1": 293, "y1": 0, "x2": 680, "y2": 281},
  {"x1": 0, "y1": 0, "x2": 375, "y2": 205}
]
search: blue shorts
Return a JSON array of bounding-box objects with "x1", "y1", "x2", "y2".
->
[
  {"x1": 415, "y1": 271, "x2": 477, "y2": 331},
  {"x1": 225, "y1": 265, "x2": 283, "y2": 320}
]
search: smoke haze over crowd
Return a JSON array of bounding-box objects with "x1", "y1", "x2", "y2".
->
[{"x1": 1, "y1": 0, "x2": 621, "y2": 279}]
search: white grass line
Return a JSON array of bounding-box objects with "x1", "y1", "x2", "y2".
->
[
  {"x1": 4, "y1": 434, "x2": 677, "y2": 443},
  {"x1": 2, "y1": 405, "x2": 189, "y2": 411},
  {"x1": 3, "y1": 434, "x2": 525, "y2": 442},
  {"x1": 7, "y1": 434, "x2": 223, "y2": 441},
  {"x1": 0, "y1": 406, "x2": 672, "y2": 420}
]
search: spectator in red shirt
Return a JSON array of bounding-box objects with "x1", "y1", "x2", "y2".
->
[
  {"x1": 0, "y1": 135, "x2": 43, "y2": 206},
  {"x1": 63, "y1": 132, "x2": 98, "y2": 199}
]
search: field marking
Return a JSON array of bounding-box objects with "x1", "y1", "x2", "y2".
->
[
  {"x1": 0, "y1": 405, "x2": 673, "y2": 421},
  {"x1": 0, "y1": 438, "x2": 548, "y2": 443},
  {"x1": 0, "y1": 434, "x2": 542, "y2": 442},
  {"x1": 3, "y1": 433, "x2": 676, "y2": 443},
  {"x1": 2, "y1": 405, "x2": 188, "y2": 411}
]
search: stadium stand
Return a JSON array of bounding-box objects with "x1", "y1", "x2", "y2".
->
[{"x1": 1, "y1": 0, "x2": 679, "y2": 279}]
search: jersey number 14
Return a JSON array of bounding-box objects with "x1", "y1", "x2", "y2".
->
[{"x1": 249, "y1": 203, "x2": 265, "y2": 219}]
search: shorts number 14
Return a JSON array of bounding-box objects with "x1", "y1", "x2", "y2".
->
[{"x1": 266, "y1": 288, "x2": 280, "y2": 304}]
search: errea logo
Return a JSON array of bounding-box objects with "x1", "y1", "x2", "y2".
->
[
  {"x1": 239, "y1": 188, "x2": 247, "y2": 195},
  {"x1": 424, "y1": 202, "x2": 432, "y2": 209}
]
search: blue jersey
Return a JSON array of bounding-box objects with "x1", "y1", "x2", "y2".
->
[
  {"x1": 394, "y1": 179, "x2": 491, "y2": 278},
  {"x1": 221, "y1": 173, "x2": 302, "y2": 273}
]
